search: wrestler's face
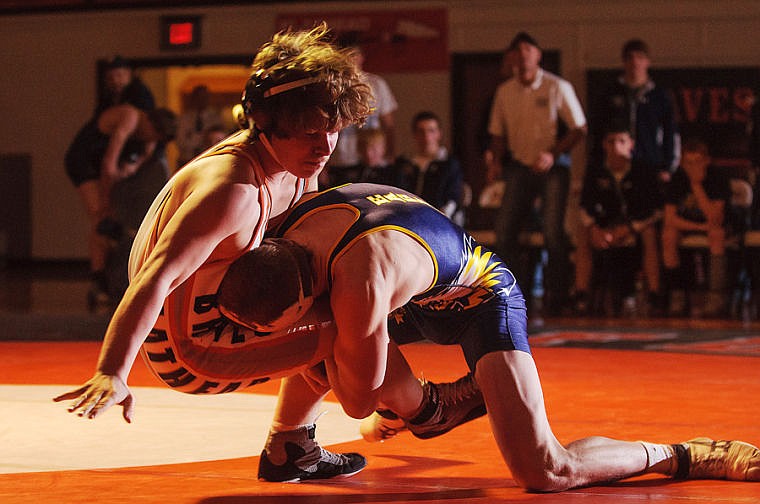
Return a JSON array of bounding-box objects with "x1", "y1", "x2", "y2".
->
[{"x1": 270, "y1": 128, "x2": 339, "y2": 179}]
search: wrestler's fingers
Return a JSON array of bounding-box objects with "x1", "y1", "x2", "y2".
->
[
  {"x1": 121, "y1": 394, "x2": 135, "y2": 424},
  {"x1": 53, "y1": 386, "x2": 89, "y2": 402},
  {"x1": 66, "y1": 389, "x2": 97, "y2": 413},
  {"x1": 75, "y1": 390, "x2": 105, "y2": 417},
  {"x1": 86, "y1": 392, "x2": 117, "y2": 420}
]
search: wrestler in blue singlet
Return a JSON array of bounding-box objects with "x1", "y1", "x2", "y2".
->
[{"x1": 274, "y1": 183, "x2": 531, "y2": 371}]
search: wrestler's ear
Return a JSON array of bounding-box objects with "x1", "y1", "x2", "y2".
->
[{"x1": 251, "y1": 110, "x2": 272, "y2": 132}]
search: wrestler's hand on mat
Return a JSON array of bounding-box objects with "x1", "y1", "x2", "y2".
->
[
  {"x1": 302, "y1": 361, "x2": 331, "y2": 395},
  {"x1": 53, "y1": 373, "x2": 135, "y2": 423}
]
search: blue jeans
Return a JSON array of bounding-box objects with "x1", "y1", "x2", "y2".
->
[{"x1": 494, "y1": 161, "x2": 571, "y2": 308}]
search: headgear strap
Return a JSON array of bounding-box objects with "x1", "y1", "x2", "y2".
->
[{"x1": 263, "y1": 76, "x2": 322, "y2": 98}]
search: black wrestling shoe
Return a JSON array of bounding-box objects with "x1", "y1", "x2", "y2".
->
[{"x1": 258, "y1": 424, "x2": 366, "y2": 482}]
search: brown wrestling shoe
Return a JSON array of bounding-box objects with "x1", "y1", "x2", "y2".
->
[
  {"x1": 360, "y1": 373, "x2": 486, "y2": 442},
  {"x1": 673, "y1": 437, "x2": 760, "y2": 481}
]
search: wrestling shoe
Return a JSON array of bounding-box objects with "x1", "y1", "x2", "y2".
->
[
  {"x1": 360, "y1": 373, "x2": 487, "y2": 442},
  {"x1": 674, "y1": 437, "x2": 760, "y2": 481},
  {"x1": 258, "y1": 424, "x2": 366, "y2": 482}
]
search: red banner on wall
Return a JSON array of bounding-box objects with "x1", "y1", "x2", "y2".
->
[{"x1": 276, "y1": 9, "x2": 448, "y2": 73}]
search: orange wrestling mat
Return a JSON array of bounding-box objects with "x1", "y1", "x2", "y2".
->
[{"x1": 1, "y1": 340, "x2": 759, "y2": 503}]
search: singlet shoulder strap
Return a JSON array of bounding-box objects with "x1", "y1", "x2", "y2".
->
[{"x1": 204, "y1": 137, "x2": 307, "y2": 252}]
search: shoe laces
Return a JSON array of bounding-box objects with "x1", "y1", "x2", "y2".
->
[
  {"x1": 293, "y1": 439, "x2": 349, "y2": 472},
  {"x1": 428, "y1": 373, "x2": 480, "y2": 407},
  {"x1": 690, "y1": 440, "x2": 732, "y2": 478},
  {"x1": 315, "y1": 447, "x2": 349, "y2": 467},
  {"x1": 694, "y1": 454, "x2": 726, "y2": 478}
]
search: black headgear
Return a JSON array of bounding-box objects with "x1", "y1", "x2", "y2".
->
[{"x1": 241, "y1": 66, "x2": 322, "y2": 116}]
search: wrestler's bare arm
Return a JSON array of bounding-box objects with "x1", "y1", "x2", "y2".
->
[
  {"x1": 98, "y1": 184, "x2": 258, "y2": 378},
  {"x1": 326, "y1": 258, "x2": 393, "y2": 418},
  {"x1": 325, "y1": 233, "x2": 435, "y2": 419},
  {"x1": 54, "y1": 175, "x2": 262, "y2": 421}
]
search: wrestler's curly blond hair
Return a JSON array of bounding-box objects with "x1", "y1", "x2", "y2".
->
[{"x1": 244, "y1": 22, "x2": 373, "y2": 137}]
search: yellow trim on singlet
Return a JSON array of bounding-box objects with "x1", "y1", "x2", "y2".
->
[
  {"x1": 285, "y1": 202, "x2": 361, "y2": 234},
  {"x1": 279, "y1": 194, "x2": 440, "y2": 294},
  {"x1": 328, "y1": 224, "x2": 439, "y2": 294}
]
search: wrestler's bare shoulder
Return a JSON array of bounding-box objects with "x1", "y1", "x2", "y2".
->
[{"x1": 172, "y1": 154, "x2": 261, "y2": 194}]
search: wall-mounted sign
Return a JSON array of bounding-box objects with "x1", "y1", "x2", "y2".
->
[
  {"x1": 160, "y1": 15, "x2": 202, "y2": 51},
  {"x1": 276, "y1": 9, "x2": 448, "y2": 73}
]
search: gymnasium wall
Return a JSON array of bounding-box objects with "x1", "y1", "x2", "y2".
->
[{"x1": 0, "y1": 0, "x2": 758, "y2": 259}]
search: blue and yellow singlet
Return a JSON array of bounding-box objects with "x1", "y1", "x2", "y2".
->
[{"x1": 274, "y1": 183, "x2": 523, "y2": 313}]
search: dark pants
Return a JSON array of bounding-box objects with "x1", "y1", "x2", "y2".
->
[
  {"x1": 592, "y1": 245, "x2": 640, "y2": 315},
  {"x1": 494, "y1": 161, "x2": 571, "y2": 310}
]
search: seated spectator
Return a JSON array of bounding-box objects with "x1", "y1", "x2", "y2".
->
[
  {"x1": 359, "y1": 128, "x2": 400, "y2": 186},
  {"x1": 662, "y1": 138, "x2": 731, "y2": 317},
  {"x1": 574, "y1": 123, "x2": 663, "y2": 317},
  {"x1": 321, "y1": 128, "x2": 398, "y2": 189},
  {"x1": 395, "y1": 111, "x2": 466, "y2": 226},
  {"x1": 329, "y1": 34, "x2": 398, "y2": 170}
]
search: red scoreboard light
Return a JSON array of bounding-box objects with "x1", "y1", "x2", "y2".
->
[{"x1": 160, "y1": 16, "x2": 202, "y2": 50}]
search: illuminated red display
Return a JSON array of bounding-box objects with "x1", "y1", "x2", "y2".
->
[
  {"x1": 161, "y1": 16, "x2": 201, "y2": 50},
  {"x1": 169, "y1": 22, "x2": 194, "y2": 46}
]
